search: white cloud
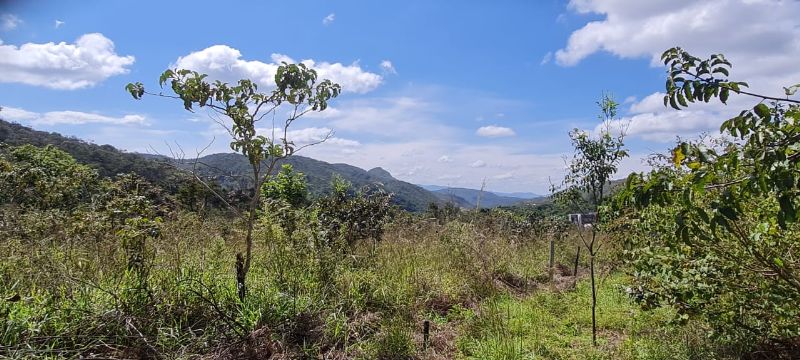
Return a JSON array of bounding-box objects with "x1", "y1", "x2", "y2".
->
[
  {"x1": 494, "y1": 172, "x2": 514, "y2": 180},
  {"x1": 1, "y1": 106, "x2": 147, "y2": 126},
  {"x1": 322, "y1": 13, "x2": 335, "y2": 25},
  {"x1": 174, "y1": 45, "x2": 382, "y2": 93},
  {"x1": 254, "y1": 126, "x2": 360, "y2": 149},
  {"x1": 540, "y1": 51, "x2": 553, "y2": 65},
  {"x1": 560, "y1": 0, "x2": 800, "y2": 141},
  {"x1": 380, "y1": 60, "x2": 396, "y2": 74},
  {"x1": 556, "y1": 0, "x2": 800, "y2": 93},
  {"x1": 287, "y1": 127, "x2": 360, "y2": 147},
  {"x1": 54, "y1": 20, "x2": 64, "y2": 29},
  {"x1": 313, "y1": 96, "x2": 454, "y2": 138},
  {"x1": 476, "y1": 125, "x2": 516, "y2": 137},
  {"x1": 438, "y1": 155, "x2": 453, "y2": 163},
  {"x1": 437, "y1": 174, "x2": 462, "y2": 181},
  {"x1": 1, "y1": 14, "x2": 21, "y2": 31},
  {"x1": 594, "y1": 92, "x2": 753, "y2": 142},
  {"x1": 0, "y1": 33, "x2": 134, "y2": 89},
  {"x1": 470, "y1": 160, "x2": 487, "y2": 168}
]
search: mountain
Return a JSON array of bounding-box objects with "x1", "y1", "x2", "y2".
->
[
  {"x1": 419, "y1": 184, "x2": 448, "y2": 192},
  {"x1": 184, "y1": 153, "x2": 439, "y2": 212},
  {"x1": 491, "y1": 191, "x2": 541, "y2": 199},
  {"x1": 0, "y1": 119, "x2": 189, "y2": 192},
  {"x1": 420, "y1": 184, "x2": 547, "y2": 208},
  {"x1": 430, "y1": 187, "x2": 528, "y2": 208},
  {"x1": 0, "y1": 119, "x2": 440, "y2": 212}
]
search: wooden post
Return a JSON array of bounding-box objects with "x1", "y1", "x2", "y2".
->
[
  {"x1": 236, "y1": 253, "x2": 246, "y2": 302},
  {"x1": 423, "y1": 320, "x2": 430, "y2": 351},
  {"x1": 549, "y1": 236, "x2": 556, "y2": 280}
]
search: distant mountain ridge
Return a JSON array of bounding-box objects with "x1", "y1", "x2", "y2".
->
[
  {"x1": 180, "y1": 153, "x2": 439, "y2": 212},
  {"x1": 419, "y1": 184, "x2": 545, "y2": 208},
  {"x1": 0, "y1": 118, "x2": 547, "y2": 212},
  {"x1": 1, "y1": 118, "x2": 446, "y2": 212}
]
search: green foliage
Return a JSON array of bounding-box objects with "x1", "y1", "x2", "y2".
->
[
  {"x1": 560, "y1": 94, "x2": 629, "y2": 211},
  {"x1": 614, "y1": 48, "x2": 800, "y2": 345},
  {"x1": 0, "y1": 119, "x2": 192, "y2": 195},
  {"x1": 0, "y1": 144, "x2": 101, "y2": 210},
  {"x1": 315, "y1": 176, "x2": 395, "y2": 248},
  {"x1": 426, "y1": 201, "x2": 461, "y2": 224},
  {"x1": 127, "y1": 63, "x2": 342, "y2": 298},
  {"x1": 262, "y1": 164, "x2": 309, "y2": 208},
  {"x1": 555, "y1": 94, "x2": 628, "y2": 347},
  {"x1": 130, "y1": 65, "x2": 339, "y2": 169}
]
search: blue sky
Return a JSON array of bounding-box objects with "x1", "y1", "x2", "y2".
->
[{"x1": 1, "y1": 0, "x2": 798, "y2": 193}]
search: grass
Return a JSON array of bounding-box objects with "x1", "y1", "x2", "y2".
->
[
  {"x1": 458, "y1": 273, "x2": 723, "y2": 359},
  {"x1": 0, "y1": 210, "x2": 733, "y2": 359}
]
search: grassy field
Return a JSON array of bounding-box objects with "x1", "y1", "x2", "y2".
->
[{"x1": 1, "y1": 210, "x2": 736, "y2": 359}]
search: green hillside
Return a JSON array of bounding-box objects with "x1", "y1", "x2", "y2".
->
[{"x1": 0, "y1": 119, "x2": 440, "y2": 212}]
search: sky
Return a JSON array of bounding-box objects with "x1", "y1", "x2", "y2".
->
[{"x1": 1, "y1": 0, "x2": 799, "y2": 193}]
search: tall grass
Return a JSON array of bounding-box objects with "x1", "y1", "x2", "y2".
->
[{"x1": 1, "y1": 209, "x2": 730, "y2": 358}]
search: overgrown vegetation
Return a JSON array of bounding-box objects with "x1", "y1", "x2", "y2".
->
[
  {"x1": 612, "y1": 48, "x2": 800, "y2": 351},
  {"x1": 2, "y1": 48, "x2": 799, "y2": 359}
]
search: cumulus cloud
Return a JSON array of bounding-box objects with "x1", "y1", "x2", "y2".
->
[
  {"x1": 174, "y1": 45, "x2": 382, "y2": 93},
  {"x1": 254, "y1": 126, "x2": 359, "y2": 148},
  {"x1": 1, "y1": 106, "x2": 147, "y2": 126},
  {"x1": 594, "y1": 92, "x2": 753, "y2": 142},
  {"x1": 1, "y1": 14, "x2": 21, "y2": 31},
  {"x1": 0, "y1": 33, "x2": 134, "y2": 89},
  {"x1": 556, "y1": 0, "x2": 800, "y2": 91},
  {"x1": 560, "y1": 0, "x2": 800, "y2": 140},
  {"x1": 322, "y1": 13, "x2": 335, "y2": 25},
  {"x1": 470, "y1": 160, "x2": 487, "y2": 168},
  {"x1": 438, "y1": 155, "x2": 453, "y2": 163},
  {"x1": 309, "y1": 96, "x2": 454, "y2": 138},
  {"x1": 380, "y1": 60, "x2": 396, "y2": 74},
  {"x1": 287, "y1": 127, "x2": 360, "y2": 147},
  {"x1": 476, "y1": 125, "x2": 516, "y2": 137}
]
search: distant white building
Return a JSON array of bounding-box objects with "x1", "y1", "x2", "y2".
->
[{"x1": 568, "y1": 212, "x2": 597, "y2": 226}]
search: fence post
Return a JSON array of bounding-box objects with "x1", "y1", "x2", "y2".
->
[
  {"x1": 423, "y1": 319, "x2": 430, "y2": 351},
  {"x1": 236, "y1": 253, "x2": 246, "y2": 302},
  {"x1": 549, "y1": 235, "x2": 556, "y2": 280}
]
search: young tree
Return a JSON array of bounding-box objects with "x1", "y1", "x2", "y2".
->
[
  {"x1": 614, "y1": 47, "x2": 800, "y2": 345},
  {"x1": 126, "y1": 64, "x2": 340, "y2": 300},
  {"x1": 559, "y1": 94, "x2": 628, "y2": 346}
]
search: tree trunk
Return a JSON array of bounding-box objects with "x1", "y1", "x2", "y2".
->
[
  {"x1": 573, "y1": 245, "x2": 581, "y2": 276},
  {"x1": 590, "y1": 251, "x2": 597, "y2": 346},
  {"x1": 590, "y1": 230, "x2": 598, "y2": 347}
]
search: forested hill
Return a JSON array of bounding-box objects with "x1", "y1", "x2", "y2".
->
[
  {"x1": 0, "y1": 119, "x2": 189, "y2": 192},
  {"x1": 174, "y1": 153, "x2": 440, "y2": 212},
  {"x1": 0, "y1": 119, "x2": 440, "y2": 211}
]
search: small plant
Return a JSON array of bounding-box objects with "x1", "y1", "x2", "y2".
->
[
  {"x1": 127, "y1": 63, "x2": 340, "y2": 300},
  {"x1": 557, "y1": 93, "x2": 628, "y2": 346},
  {"x1": 374, "y1": 319, "x2": 415, "y2": 360}
]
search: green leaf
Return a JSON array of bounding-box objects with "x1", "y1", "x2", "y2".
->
[
  {"x1": 669, "y1": 96, "x2": 680, "y2": 110},
  {"x1": 683, "y1": 83, "x2": 693, "y2": 101},
  {"x1": 754, "y1": 103, "x2": 770, "y2": 119},
  {"x1": 720, "y1": 87, "x2": 729, "y2": 104}
]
